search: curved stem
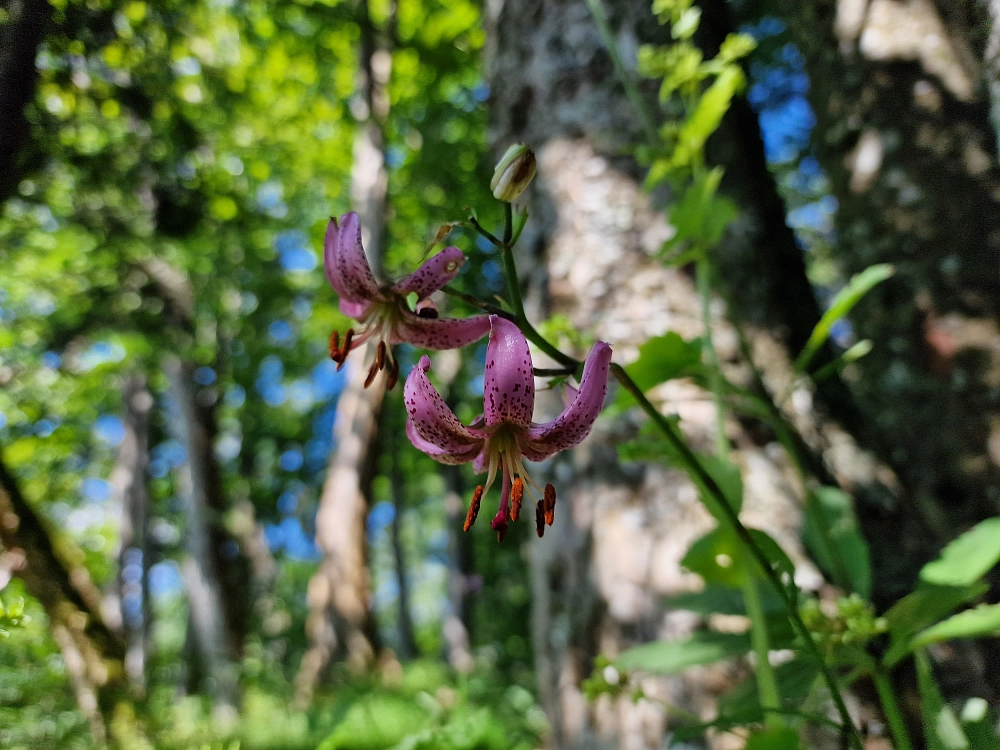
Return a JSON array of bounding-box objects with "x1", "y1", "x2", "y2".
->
[
  {"x1": 441, "y1": 285, "x2": 511, "y2": 317},
  {"x1": 491, "y1": 197, "x2": 862, "y2": 748},
  {"x1": 873, "y1": 667, "x2": 915, "y2": 750},
  {"x1": 610, "y1": 362, "x2": 862, "y2": 750},
  {"x1": 742, "y1": 565, "x2": 781, "y2": 729}
]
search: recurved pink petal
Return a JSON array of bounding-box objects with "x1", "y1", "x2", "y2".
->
[
  {"x1": 339, "y1": 298, "x2": 370, "y2": 319},
  {"x1": 324, "y1": 218, "x2": 350, "y2": 298},
  {"x1": 521, "y1": 341, "x2": 612, "y2": 461},
  {"x1": 406, "y1": 419, "x2": 481, "y2": 465},
  {"x1": 483, "y1": 316, "x2": 534, "y2": 428},
  {"x1": 335, "y1": 212, "x2": 381, "y2": 302},
  {"x1": 404, "y1": 355, "x2": 486, "y2": 456},
  {"x1": 391, "y1": 246, "x2": 467, "y2": 300},
  {"x1": 392, "y1": 312, "x2": 491, "y2": 351}
]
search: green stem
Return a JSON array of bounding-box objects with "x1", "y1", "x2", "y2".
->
[
  {"x1": 873, "y1": 668, "x2": 915, "y2": 750},
  {"x1": 582, "y1": 0, "x2": 658, "y2": 146},
  {"x1": 741, "y1": 565, "x2": 781, "y2": 729},
  {"x1": 697, "y1": 255, "x2": 728, "y2": 460},
  {"x1": 610, "y1": 363, "x2": 862, "y2": 750},
  {"x1": 493, "y1": 199, "x2": 862, "y2": 750}
]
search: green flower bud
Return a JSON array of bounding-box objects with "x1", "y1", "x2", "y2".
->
[{"x1": 491, "y1": 143, "x2": 536, "y2": 202}]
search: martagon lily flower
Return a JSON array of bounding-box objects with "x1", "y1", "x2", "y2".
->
[
  {"x1": 404, "y1": 316, "x2": 612, "y2": 541},
  {"x1": 324, "y1": 211, "x2": 491, "y2": 388}
]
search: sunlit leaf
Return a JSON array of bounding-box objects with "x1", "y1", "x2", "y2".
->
[{"x1": 920, "y1": 517, "x2": 1000, "y2": 588}]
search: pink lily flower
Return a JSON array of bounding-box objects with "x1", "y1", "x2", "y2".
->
[
  {"x1": 404, "y1": 316, "x2": 612, "y2": 541},
  {"x1": 324, "y1": 212, "x2": 491, "y2": 388}
]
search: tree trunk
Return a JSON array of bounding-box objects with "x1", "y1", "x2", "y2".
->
[
  {"x1": 485, "y1": 3, "x2": 834, "y2": 747},
  {"x1": 768, "y1": 0, "x2": 1000, "y2": 701},
  {"x1": 295, "y1": 0, "x2": 391, "y2": 704},
  {"x1": 389, "y1": 438, "x2": 417, "y2": 660},
  {"x1": 107, "y1": 375, "x2": 153, "y2": 697},
  {"x1": 164, "y1": 358, "x2": 239, "y2": 712},
  {"x1": 0, "y1": 0, "x2": 50, "y2": 202},
  {"x1": 0, "y1": 454, "x2": 126, "y2": 744}
]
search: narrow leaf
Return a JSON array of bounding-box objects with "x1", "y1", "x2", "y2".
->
[
  {"x1": 911, "y1": 604, "x2": 1000, "y2": 649},
  {"x1": 915, "y1": 650, "x2": 969, "y2": 750},
  {"x1": 794, "y1": 263, "x2": 894, "y2": 374},
  {"x1": 615, "y1": 630, "x2": 749, "y2": 674},
  {"x1": 802, "y1": 487, "x2": 871, "y2": 598}
]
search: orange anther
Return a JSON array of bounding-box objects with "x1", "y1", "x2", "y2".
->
[
  {"x1": 463, "y1": 486, "x2": 483, "y2": 532},
  {"x1": 329, "y1": 330, "x2": 340, "y2": 360},
  {"x1": 510, "y1": 477, "x2": 524, "y2": 521},
  {"x1": 543, "y1": 484, "x2": 556, "y2": 526},
  {"x1": 387, "y1": 358, "x2": 400, "y2": 390},
  {"x1": 535, "y1": 502, "x2": 545, "y2": 538},
  {"x1": 364, "y1": 358, "x2": 380, "y2": 388}
]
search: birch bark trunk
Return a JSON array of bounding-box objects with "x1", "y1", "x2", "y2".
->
[
  {"x1": 108, "y1": 375, "x2": 153, "y2": 697},
  {"x1": 295, "y1": 0, "x2": 390, "y2": 703},
  {"x1": 165, "y1": 358, "x2": 239, "y2": 712}
]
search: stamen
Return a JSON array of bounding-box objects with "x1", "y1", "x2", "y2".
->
[
  {"x1": 463, "y1": 486, "x2": 483, "y2": 532},
  {"x1": 510, "y1": 477, "x2": 524, "y2": 521},
  {"x1": 328, "y1": 330, "x2": 340, "y2": 360},
  {"x1": 364, "y1": 357, "x2": 380, "y2": 387},
  {"x1": 535, "y1": 502, "x2": 545, "y2": 537},
  {"x1": 335, "y1": 329, "x2": 355, "y2": 371},
  {"x1": 387, "y1": 357, "x2": 400, "y2": 390},
  {"x1": 375, "y1": 341, "x2": 386, "y2": 370},
  {"x1": 543, "y1": 484, "x2": 556, "y2": 526}
]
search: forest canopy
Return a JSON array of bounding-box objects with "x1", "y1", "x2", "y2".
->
[{"x1": 2, "y1": 0, "x2": 1000, "y2": 749}]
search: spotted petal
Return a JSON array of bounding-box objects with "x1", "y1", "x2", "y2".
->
[
  {"x1": 521, "y1": 341, "x2": 612, "y2": 461},
  {"x1": 483, "y1": 316, "x2": 535, "y2": 428},
  {"x1": 404, "y1": 355, "x2": 486, "y2": 457},
  {"x1": 391, "y1": 246, "x2": 467, "y2": 300},
  {"x1": 392, "y1": 312, "x2": 491, "y2": 351},
  {"x1": 332, "y1": 212, "x2": 381, "y2": 303},
  {"x1": 406, "y1": 419, "x2": 481, "y2": 465}
]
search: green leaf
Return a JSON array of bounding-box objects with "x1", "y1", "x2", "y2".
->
[
  {"x1": 672, "y1": 66, "x2": 745, "y2": 171},
  {"x1": 671, "y1": 7, "x2": 701, "y2": 39},
  {"x1": 915, "y1": 650, "x2": 969, "y2": 750},
  {"x1": 667, "y1": 585, "x2": 746, "y2": 616},
  {"x1": 682, "y1": 526, "x2": 795, "y2": 590},
  {"x1": 717, "y1": 33, "x2": 757, "y2": 63},
  {"x1": 802, "y1": 487, "x2": 871, "y2": 598},
  {"x1": 615, "y1": 631, "x2": 749, "y2": 675},
  {"x1": 622, "y1": 331, "x2": 704, "y2": 393},
  {"x1": 745, "y1": 726, "x2": 800, "y2": 750},
  {"x1": 920, "y1": 517, "x2": 1000, "y2": 588},
  {"x1": 718, "y1": 658, "x2": 821, "y2": 721},
  {"x1": 662, "y1": 167, "x2": 737, "y2": 251},
  {"x1": 794, "y1": 263, "x2": 895, "y2": 374},
  {"x1": 882, "y1": 583, "x2": 987, "y2": 666},
  {"x1": 911, "y1": 604, "x2": 1000, "y2": 649}
]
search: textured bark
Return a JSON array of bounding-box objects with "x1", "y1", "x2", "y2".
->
[
  {"x1": 0, "y1": 454, "x2": 126, "y2": 743},
  {"x1": 484, "y1": 1, "x2": 903, "y2": 747},
  {"x1": 295, "y1": 0, "x2": 390, "y2": 702},
  {"x1": 389, "y1": 446, "x2": 417, "y2": 660},
  {"x1": 165, "y1": 358, "x2": 239, "y2": 710},
  {"x1": 107, "y1": 375, "x2": 153, "y2": 697},
  {"x1": 768, "y1": 0, "x2": 1000, "y2": 701},
  {"x1": 0, "y1": 0, "x2": 50, "y2": 202}
]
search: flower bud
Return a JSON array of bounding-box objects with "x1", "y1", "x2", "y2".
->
[{"x1": 491, "y1": 143, "x2": 536, "y2": 202}]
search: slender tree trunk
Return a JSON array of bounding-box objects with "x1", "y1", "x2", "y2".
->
[
  {"x1": 0, "y1": 454, "x2": 126, "y2": 744},
  {"x1": 0, "y1": 0, "x2": 50, "y2": 202},
  {"x1": 295, "y1": 0, "x2": 392, "y2": 704},
  {"x1": 108, "y1": 375, "x2": 153, "y2": 697},
  {"x1": 388, "y1": 436, "x2": 417, "y2": 660},
  {"x1": 164, "y1": 358, "x2": 239, "y2": 713},
  {"x1": 442, "y1": 464, "x2": 474, "y2": 674}
]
